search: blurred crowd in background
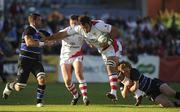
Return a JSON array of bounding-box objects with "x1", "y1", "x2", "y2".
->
[{"x1": 0, "y1": 0, "x2": 180, "y2": 62}]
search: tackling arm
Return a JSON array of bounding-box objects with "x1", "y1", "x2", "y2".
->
[
  {"x1": 129, "y1": 81, "x2": 139, "y2": 92},
  {"x1": 121, "y1": 80, "x2": 133, "y2": 98},
  {"x1": 24, "y1": 35, "x2": 53, "y2": 47},
  {"x1": 40, "y1": 31, "x2": 68, "y2": 41},
  {"x1": 121, "y1": 85, "x2": 129, "y2": 98},
  {"x1": 24, "y1": 35, "x2": 41, "y2": 47}
]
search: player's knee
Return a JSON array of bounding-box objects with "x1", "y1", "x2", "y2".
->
[
  {"x1": 37, "y1": 75, "x2": 46, "y2": 84},
  {"x1": 15, "y1": 85, "x2": 25, "y2": 92},
  {"x1": 155, "y1": 95, "x2": 174, "y2": 107},
  {"x1": 165, "y1": 91, "x2": 174, "y2": 96},
  {"x1": 160, "y1": 101, "x2": 174, "y2": 107}
]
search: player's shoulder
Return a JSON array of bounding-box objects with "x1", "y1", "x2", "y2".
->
[
  {"x1": 92, "y1": 20, "x2": 111, "y2": 31},
  {"x1": 92, "y1": 20, "x2": 105, "y2": 26},
  {"x1": 130, "y1": 68, "x2": 141, "y2": 81},
  {"x1": 24, "y1": 26, "x2": 36, "y2": 35},
  {"x1": 25, "y1": 26, "x2": 36, "y2": 32},
  {"x1": 131, "y1": 68, "x2": 141, "y2": 76},
  {"x1": 131, "y1": 68, "x2": 140, "y2": 73}
]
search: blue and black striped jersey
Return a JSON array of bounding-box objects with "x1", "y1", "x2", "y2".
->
[
  {"x1": 129, "y1": 68, "x2": 152, "y2": 93},
  {"x1": 20, "y1": 26, "x2": 42, "y2": 61}
]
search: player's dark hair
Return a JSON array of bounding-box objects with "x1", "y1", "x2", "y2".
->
[
  {"x1": 119, "y1": 61, "x2": 132, "y2": 69},
  {"x1": 70, "y1": 15, "x2": 79, "y2": 20},
  {"x1": 78, "y1": 15, "x2": 91, "y2": 25},
  {"x1": 28, "y1": 13, "x2": 41, "y2": 23}
]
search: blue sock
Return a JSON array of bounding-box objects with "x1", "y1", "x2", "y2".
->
[{"x1": 37, "y1": 85, "x2": 46, "y2": 103}]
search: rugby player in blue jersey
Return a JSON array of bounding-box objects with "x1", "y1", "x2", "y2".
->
[
  {"x1": 2, "y1": 13, "x2": 51, "y2": 107},
  {"x1": 117, "y1": 61, "x2": 180, "y2": 107}
]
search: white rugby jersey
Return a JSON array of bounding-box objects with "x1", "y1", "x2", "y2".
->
[
  {"x1": 60, "y1": 26, "x2": 84, "y2": 59},
  {"x1": 66, "y1": 20, "x2": 112, "y2": 52}
]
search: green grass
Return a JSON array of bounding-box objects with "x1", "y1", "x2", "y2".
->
[{"x1": 0, "y1": 83, "x2": 180, "y2": 112}]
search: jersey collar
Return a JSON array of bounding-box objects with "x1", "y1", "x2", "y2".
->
[{"x1": 30, "y1": 24, "x2": 39, "y2": 32}]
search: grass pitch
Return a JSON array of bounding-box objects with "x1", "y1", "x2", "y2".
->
[{"x1": 0, "y1": 83, "x2": 180, "y2": 112}]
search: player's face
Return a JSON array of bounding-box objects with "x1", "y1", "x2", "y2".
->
[
  {"x1": 35, "y1": 16, "x2": 42, "y2": 28},
  {"x1": 118, "y1": 65, "x2": 130, "y2": 76},
  {"x1": 80, "y1": 23, "x2": 91, "y2": 33},
  {"x1": 70, "y1": 19, "x2": 78, "y2": 27}
]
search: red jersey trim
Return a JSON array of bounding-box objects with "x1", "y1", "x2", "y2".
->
[{"x1": 69, "y1": 49, "x2": 83, "y2": 58}]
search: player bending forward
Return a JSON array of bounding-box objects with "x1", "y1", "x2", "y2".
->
[
  {"x1": 41, "y1": 15, "x2": 122, "y2": 102},
  {"x1": 118, "y1": 74, "x2": 145, "y2": 106},
  {"x1": 117, "y1": 61, "x2": 180, "y2": 107}
]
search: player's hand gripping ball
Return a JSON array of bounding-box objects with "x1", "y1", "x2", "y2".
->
[{"x1": 97, "y1": 33, "x2": 113, "y2": 47}]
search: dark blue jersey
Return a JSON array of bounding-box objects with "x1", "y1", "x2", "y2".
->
[
  {"x1": 20, "y1": 26, "x2": 42, "y2": 61},
  {"x1": 129, "y1": 68, "x2": 152, "y2": 93}
]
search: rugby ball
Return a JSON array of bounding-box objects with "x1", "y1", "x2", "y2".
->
[{"x1": 97, "y1": 33, "x2": 113, "y2": 45}]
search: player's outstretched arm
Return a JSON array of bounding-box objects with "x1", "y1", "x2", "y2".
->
[
  {"x1": 40, "y1": 31, "x2": 68, "y2": 41},
  {"x1": 24, "y1": 35, "x2": 41, "y2": 47},
  {"x1": 24, "y1": 35, "x2": 53, "y2": 47},
  {"x1": 121, "y1": 80, "x2": 133, "y2": 98}
]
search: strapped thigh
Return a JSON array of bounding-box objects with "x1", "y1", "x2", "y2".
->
[{"x1": 106, "y1": 59, "x2": 117, "y2": 67}]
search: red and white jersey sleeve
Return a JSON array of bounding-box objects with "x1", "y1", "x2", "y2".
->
[{"x1": 59, "y1": 26, "x2": 84, "y2": 60}]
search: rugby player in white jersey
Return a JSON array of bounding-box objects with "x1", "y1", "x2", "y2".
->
[
  {"x1": 59, "y1": 15, "x2": 89, "y2": 105},
  {"x1": 41, "y1": 15, "x2": 122, "y2": 102}
]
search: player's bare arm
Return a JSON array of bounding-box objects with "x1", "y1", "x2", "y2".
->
[
  {"x1": 121, "y1": 80, "x2": 133, "y2": 98},
  {"x1": 24, "y1": 35, "x2": 41, "y2": 47},
  {"x1": 40, "y1": 33, "x2": 48, "y2": 41},
  {"x1": 121, "y1": 84, "x2": 130, "y2": 98},
  {"x1": 24, "y1": 35, "x2": 52, "y2": 47},
  {"x1": 129, "y1": 81, "x2": 139, "y2": 92},
  {"x1": 41, "y1": 31, "x2": 68, "y2": 41}
]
